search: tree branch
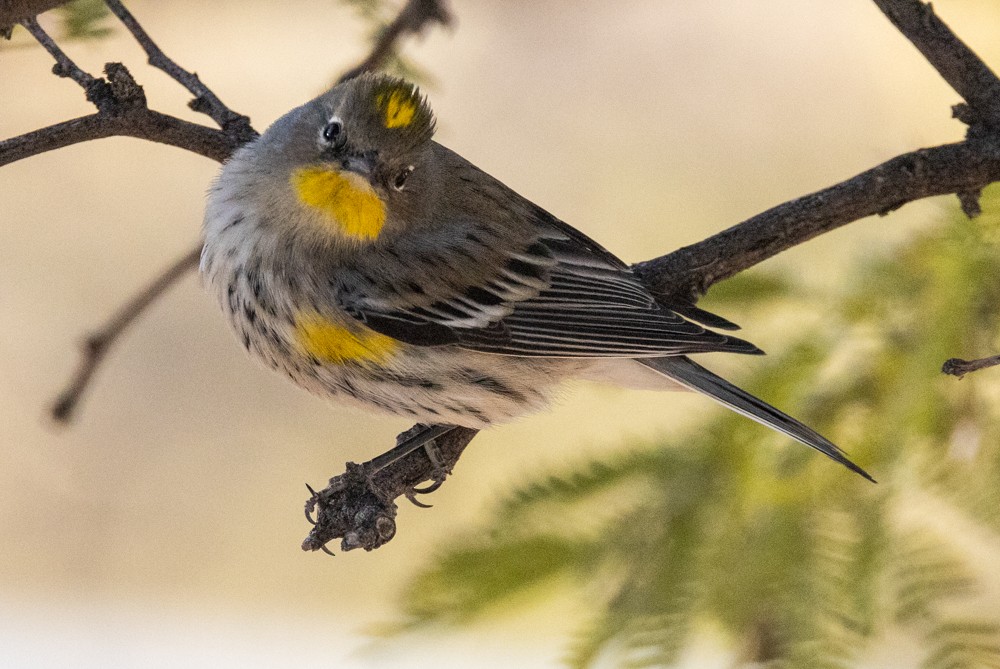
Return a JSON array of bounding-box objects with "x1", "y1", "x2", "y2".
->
[
  {"x1": 102, "y1": 0, "x2": 254, "y2": 142},
  {"x1": 873, "y1": 0, "x2": 1000, "y2": 130},
  {"x1": 302, "y1": 426, "x2": 479, "y2": 553},
  {"x1": 337, "y1": 0, "x2": 452, "y2": 84},
  {"x1": 632, "y1": 139, "x2": 1000, "y2": 302},
  {"x1": 3, "y1": 12, "x2": 250, "y2": 169},
  {"x1": 51, "y1": 246, "x2": 202, "y2": 422},
  {"x1": 0, "y1": 108, "x2": 238, "y2": 166},
  {"x1": 18, "y1": 15, "x2": 96, "y2": 87},
  {"x1": 942, "y1": 354, "x2": 1000, "y2": 378}
]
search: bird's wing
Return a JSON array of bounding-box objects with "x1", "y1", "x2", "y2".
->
[{"x1": 335, "y1": 207, "x2": 761, "y2": 358}]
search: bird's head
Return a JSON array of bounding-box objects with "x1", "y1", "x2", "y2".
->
[{"x1": 252, "y1": 73, "x2": 438, "y2": 245}]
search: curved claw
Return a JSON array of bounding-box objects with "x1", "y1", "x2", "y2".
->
[
  {"x1": 319, "y1": 543, "x2": 336, "y2": 557},
  {"x1": 304, "y1": 483, "x2": 319, "y2": 525},
  {"x1": 405, "y1": 492, "x2": 434, "y2": 509},
  {"x1": 412, "y1": 478, "x2": 444, "y2": 495}
]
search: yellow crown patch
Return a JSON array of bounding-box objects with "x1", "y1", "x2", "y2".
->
[{"x1": 376, "y1": 87, "x2": 419, "y2": 129}]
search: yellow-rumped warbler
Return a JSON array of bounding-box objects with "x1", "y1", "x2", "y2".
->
[{"x1": 201, "y1": 73, "x2": 871, "y2": 481}]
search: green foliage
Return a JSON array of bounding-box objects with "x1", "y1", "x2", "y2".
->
[
  {"x1": 56, "y1": 0, "x2": 111, "y2": 41},
  {"x1": 2, "y1": 0, "x2": 111, "y2": 45},
  {"x1": 396, "y1": 186, "x2": 1000, "y2": 666},
  {"x1": 701, "y1": 270, "x2": 799, "y2": 310}
]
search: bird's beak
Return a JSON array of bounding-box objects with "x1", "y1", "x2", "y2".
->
[{"x1": 341, "y1": 152, "x2": 377, "y2": 180}]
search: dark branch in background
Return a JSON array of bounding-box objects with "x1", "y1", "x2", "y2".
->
[
  {"x1": 51, "y1": 247, "x2": 202, "y2": 421},
  {"x1": 337, "y1": 0, "x2": 453, "y2": 84},
  {"x1": 942, "y1": 354, "x2": 1000, "y2": 378},
  {"x1": 3, "y1": 0, "x2": 999, "y2": 552}
]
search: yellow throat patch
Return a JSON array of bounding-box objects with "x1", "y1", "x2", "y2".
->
[
  {"x1": 294, "y1": 313, "x2": 399, "y2": 365},
  {"x1": 291, "y1": 167, "x2": 386, "y2": 241},
  {"x1": 376, "y1": 88, "x2": 417, "y2": 129}
]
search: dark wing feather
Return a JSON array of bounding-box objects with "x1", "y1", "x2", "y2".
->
[
  {"x1": 339, "y1": 215, "x2": 760, "y2": 358},
  {"x1": 454, "y1": 226, "x2": 759, "y2": 357}
]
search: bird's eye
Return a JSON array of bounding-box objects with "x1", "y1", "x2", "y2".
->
[
  {"x1": 322, "y1": 118, "x2": 345, "y2": 147},
  {"x1": 393, "y1": 165, "x2": 414, "y2": 191}
]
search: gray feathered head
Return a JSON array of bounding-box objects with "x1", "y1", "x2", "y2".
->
[{"x1": 320, "y1": 73, "x2": 436, "y2": 156}]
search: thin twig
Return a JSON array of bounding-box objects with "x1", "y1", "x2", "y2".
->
[
  {"x1": 942, "y1": 355, "x2": 1000, "y2": 379},
  {"x1": 51, "y1": 246, "x2": 201, "y2": 422},
  {"x1": 873, "y1": 0, "x2": 1000, "y2": 129},
  {"x1": 102, "y1": 0, "x2": 254, "y2": 141},
  {"x1": 337, "y1": 0, "x2": 452, "y2": 83},
  {"x1": 0, "y1": 109, "x2": 238, "y2": 167},
  {"x1": 18, "y1": 16, "x2": 96, "y2": 88}
]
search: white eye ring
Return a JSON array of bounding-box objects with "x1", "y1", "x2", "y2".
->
[
  {"x1": 393, "y1": 165, "x2": 414, "y2": 191},
  {"x1": 321, "y1": 116, "x2": 344, "y2": 145}
]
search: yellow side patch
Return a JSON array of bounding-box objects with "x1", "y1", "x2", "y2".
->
[
  {"x1": 291, "y1": 167, "x2": 385, "y2": 241},
  {"x1": 377, "y1": 89, "x2": 417, "y2": 128},
  {"x1": 295, "y1": 313, "x2": 399, "y2": 365}
]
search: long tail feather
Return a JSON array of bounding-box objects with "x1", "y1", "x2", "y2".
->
[{"x1": 640, "y1": 356, "x2": 874, "y2": 482}]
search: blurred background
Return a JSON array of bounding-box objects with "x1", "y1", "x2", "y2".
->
[{"x1": 3, "y1": 0, "x2": 1000, "y2": 667}]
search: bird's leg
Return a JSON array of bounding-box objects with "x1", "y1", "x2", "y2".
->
[
  {"x1": 368, "y1": 423, "x2": 457, "y2": 474},
  {"x1": 369, "y1": 424, "x2": 456, "y2": 506},
  {"x1": 410, "y1": 425, "x2": 449, "y2": 496}
]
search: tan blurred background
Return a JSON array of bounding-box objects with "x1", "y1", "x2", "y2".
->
[{"x1": 3, "y1": 1, "x2": 999, "y2": 666}]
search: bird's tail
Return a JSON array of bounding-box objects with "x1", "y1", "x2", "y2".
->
[{"x1": 640, "y1": 356, "x2": 874, "y2": 482}]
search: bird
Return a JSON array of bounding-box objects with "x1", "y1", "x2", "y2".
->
[{"x1": 200, "y1": 73, "x2": 872, "y2": 482}]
